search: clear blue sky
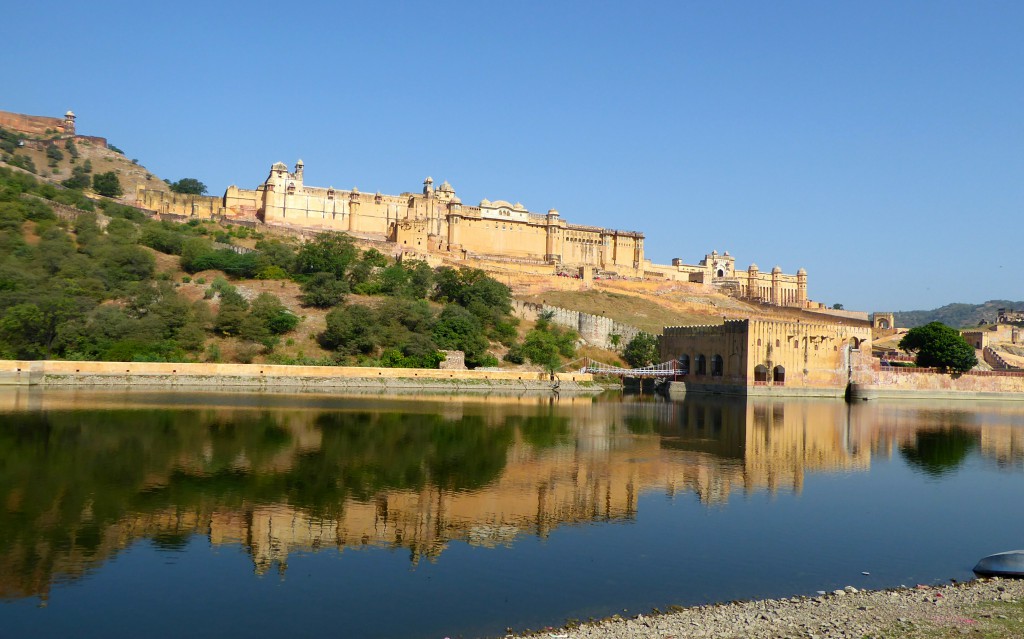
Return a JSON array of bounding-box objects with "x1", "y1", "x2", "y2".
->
[{"x1": 6, "y1": 1, "x2": 1022, "y2": 312}]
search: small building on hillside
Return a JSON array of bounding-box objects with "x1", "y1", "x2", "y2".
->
[{"x1": 659, "y1": 318, "x2": 873, "y2": 398}]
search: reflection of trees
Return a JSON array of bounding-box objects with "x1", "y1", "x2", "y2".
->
[
  {"x1": 0, "y1": 406, "x2": 540, "y2": 598},
  {"x1": 506, "y1": 413, "x2": 571, "y2": 450},
  {"x1": 899, "y1": 427, "x2": 979, "y2": 478}
]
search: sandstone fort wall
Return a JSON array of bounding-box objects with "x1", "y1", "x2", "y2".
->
[
  {"x1": 512, "y1": 301, "x2": 643, "y2": 350},
  {"x1": 0, "y1": 360, "x2": 594, "y2": 391}
]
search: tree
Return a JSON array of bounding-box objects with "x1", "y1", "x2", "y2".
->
[
  {"x1": 319, "y1": 304, "x2": 378, "y2": 354},
  {"x1": 623, "y1": 332, "x2": 659, "y2": 368},
  {"x1": 432, "y1": 304, "x2": 491, "y2": 367},
  {"x1": 899, "y1": 322, "x2": 978, "y2": 372},
  {"x1": 518, "y1": 329, "x2": 562, "y2": 374},
  {"x1": 296, "y1": 232, "x2": 358, "y2": 277},
  {"x1": 169, "y1": 178, "x2": 208, "y2": 195},
  {"x1": 61, "y1": 166, "x2": 91, "y2": 190},
  {"x1": 249, "y1": 292, "x2": 299, "y2": 335},
  {"x1": 92, "y1": 171, "x2": 123, "y2": 198},
  {"x1": 300, "y1": 272, "x2": 349, "y2": 308}
]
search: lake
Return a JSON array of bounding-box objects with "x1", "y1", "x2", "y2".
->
[{"x1": 1, "y1": 388, "x2": 1022, "y2": 638}]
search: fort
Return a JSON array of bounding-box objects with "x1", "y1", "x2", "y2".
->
[
  {"x1": 137, "y1": 159, "x2": 816, "y2": 308},
  {"x1": 0, "y1": 108, "x2": 107, "y2": 148}
]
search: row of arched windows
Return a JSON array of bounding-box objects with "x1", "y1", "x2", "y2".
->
[
  {"x1": 676, "y1": 354, "x2": 786, "y2": 383},
  {"x1": 754, "y1": 365, "x2": 786, "y2": 384},
  {"x1": 676, "y1": 354, "x2": 724, "y2": 377}
]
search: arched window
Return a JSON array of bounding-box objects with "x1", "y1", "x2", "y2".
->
[
  {"x1": 717, "y1": 269, "x2": 724, "y2": 278},
  {"x1": 775, "y1": 339, "x2": 781, "y2": 348},
  {"x1": 710, "y1": 355, "x2": 724, "y2": 377},
  {"x1": 754, "y1": 365, "x2": 769, "y2": 384},
  {"x1": 695, "y1": 355, "x2": 707, "y2": 375},
  {"x1": 677, "y1": 354, "x2": 690, "y2": 374},
  {"x1": 773, "y1": 365, "x2": 786, "y2": 384}
]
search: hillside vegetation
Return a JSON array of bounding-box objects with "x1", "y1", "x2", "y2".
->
[
  {"x1": 894, "y1": 300, "x2": 1024, "y2": 329},
  {"x1": 0, "y1": 125, "x2": 167, "y2": 197},
  {"x1": 0, "y1": 166, "x2": 583, "y2": 370}
]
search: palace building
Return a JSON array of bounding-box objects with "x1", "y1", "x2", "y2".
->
[
  {"x1": 660, "y1": 318, "x2": 873, "y2": 397},
  {"x1": 136, "y1": 160, "x2": 816, "y2": 306}
]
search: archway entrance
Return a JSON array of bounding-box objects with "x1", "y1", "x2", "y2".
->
[
  {"x1": 677, "y1": 354, "x2": 690, "y2": 374},
  {"x1": 773, "y1": 365, "x2": 786, "y2": 384},
  {"x1": 711, "y1": 355, "x2": 724, "y2": 377},
  {"x1": 754, "y1": 365, "x2": 768, "y2": 383}
]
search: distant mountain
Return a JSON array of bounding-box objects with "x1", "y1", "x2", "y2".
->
[{"x1": 894, "y1": 300, "x2": 1024, "y2": 329}]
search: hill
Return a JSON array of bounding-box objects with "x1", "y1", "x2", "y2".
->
[
  {"x1": 894, "y1": 300, "x2": 1024, "y2": 329},
  {"x1": 0, "y1": 108, "x2": 168, "y2": 198}
]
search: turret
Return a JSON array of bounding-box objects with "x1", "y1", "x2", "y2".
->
[
  {"x1": 545, "y1": 209, "x2": 561, "y2": 263},
  {"x1": 771, "y1": 266, "x2": 782, "y2": 305},
  {"x1": 423, "y1": 176, "x2": 434, "y2": 197},
  {"x1": 63, "y1": 110, "x2": 76, "y2": 136},
  {"x1": 796, "y1": 267, "x2": 807, "y2": 304}
]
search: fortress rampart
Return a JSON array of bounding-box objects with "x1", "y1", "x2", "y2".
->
[
  {"x1": 512, "y1": 301, "x2": 643, "y2": 349},
  {"x1": 134, "y1": 160, "x2": 816, "y2": 307}
]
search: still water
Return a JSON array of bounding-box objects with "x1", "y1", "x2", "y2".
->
[{"x1": 1, "y1": 388, "x2": 1023, "y2": 638}]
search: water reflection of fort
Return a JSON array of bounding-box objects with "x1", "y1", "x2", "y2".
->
[{"x1": 1, "y1": 390, "x2": 1023, "y2": 597}]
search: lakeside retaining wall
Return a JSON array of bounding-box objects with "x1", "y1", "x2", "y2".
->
[
  {"x1": 850, "y1": 367, "x2": 1024, "y2": 401},
  {"x1": 512, "y1": 301, "x2": 643, "y2": 349},
  {"x1": 0, "y1": 360, "x2": 596, "y2": 394}
]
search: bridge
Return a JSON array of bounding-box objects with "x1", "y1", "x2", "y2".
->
[{"x1": 578, "y1": 358, "x2": 684, "y2": 378}]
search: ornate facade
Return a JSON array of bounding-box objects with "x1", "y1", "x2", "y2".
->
[
  {"x1": 136, "y1": 160, "x2": 813, "y2": 304},
  {"x1": 140, "y1": 161, "x2": 645, "y2": 276},
  {"x1": 660, "y1": 318, "x2": 873, "y2": 397}
]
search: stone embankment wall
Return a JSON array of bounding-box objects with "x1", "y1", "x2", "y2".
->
[
  {"x1": 512, "y1": 300, "x2": 643, "y2": 349},
  {"x1": 0, "y1": 360, "x2": 595, "y2": 393},
  {"x1": 850, "y1": 366, "x2": 1024, "y2": 401}
]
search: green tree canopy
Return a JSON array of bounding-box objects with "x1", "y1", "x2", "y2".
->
[
  {"x1": 300, "y1": 272, "x2": 349, "y2": 308},
  {"x1": 296, "y1": 232, "x2": 358, "y2": 278},
  {"x1": 169, "y1": 178, "x2": 208, "y2": 195},
  {"x1": 898, "y1": 322, "x2": 978, "y2": 372},
  {"x1": 623, "y1": 332, "x2": 659, "y2": 368},
  {"x1": 92, "y1": 172, "x2": 123, "y2": 198}
]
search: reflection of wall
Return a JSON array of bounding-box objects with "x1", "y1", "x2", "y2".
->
[
  {"x1": 844, "y1": 400, "x2": 1024, "y2": 471},
  {"x1": 659, "y1": 399, "x2": 869, "y2": 502},
  {"x1": 5, "y1": 396, "x2": 1022, "y2": 598}
]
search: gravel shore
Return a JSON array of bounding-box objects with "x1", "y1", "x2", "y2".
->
[{"x1": 510, "y1": 578, "x2": 1024, "y2": 639}]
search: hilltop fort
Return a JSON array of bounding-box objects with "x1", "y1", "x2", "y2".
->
[{"x1": 138, "y1": 159, "x2": 817, "y2": 309}]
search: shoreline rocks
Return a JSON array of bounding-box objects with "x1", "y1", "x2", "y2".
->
[{"x1": 509, "y1": 578, "x2": 1024, "y2": 639}]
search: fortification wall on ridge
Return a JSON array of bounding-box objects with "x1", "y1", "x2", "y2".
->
[{"x1": 512, "y1": 301, "x2": 643, "y2": 349}]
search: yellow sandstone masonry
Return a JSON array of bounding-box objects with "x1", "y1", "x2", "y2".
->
[
  {"x1": 135, "y1": 161, "x2": 816, "y2": 307},
  {"x1": 0, "y1": 360, "x2": 593, "y2": 389}
]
